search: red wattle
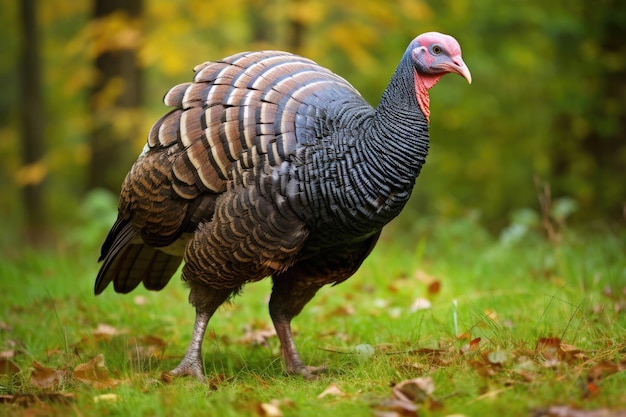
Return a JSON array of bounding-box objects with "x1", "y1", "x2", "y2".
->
[{"x1": 413, "y1": 70, "x2": 444, "y2": 124}]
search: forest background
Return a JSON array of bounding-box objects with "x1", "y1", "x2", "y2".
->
[{"x1": 1, "y1": 0, "x2": 625, "y2": 240}]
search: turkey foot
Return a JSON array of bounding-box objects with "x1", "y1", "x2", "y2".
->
[
  {"x1": 274, "y1": 320, "x2": 326, "y2": 379},
  {"x1": 292, "y1": 365, "x2": 328, "y2": 380},
  {"x1": 166, "y1": 310, "x2": 210, "y2": 382}
]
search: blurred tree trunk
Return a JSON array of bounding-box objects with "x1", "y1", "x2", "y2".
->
[
  {"x1": 551, "y1": 0, "x2": 626, "y2": 219},
  {"x1": 89, "y1": 0, "x2": 143, "y2": 192},
  {"x1": 19, "y1": 0, "x2": 45, "y2": 227},
  {"x1": 287, "y1": 0, "x2": 305, "y2": 52},
  {"x1": 580, "y1": 0, "x2": 626, "y2": 219}
]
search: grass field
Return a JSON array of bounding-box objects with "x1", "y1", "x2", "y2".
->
[{"x1": 1, "y1": 205, "x2": 625, "y2": 416}]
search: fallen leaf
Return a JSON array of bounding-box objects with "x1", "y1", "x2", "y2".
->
[
  {"x1": 588, "y1": 360, "x2": 626, "y2": 381},
  {"x1": 257, "y1": 399, "x2": 294, "y2": 417},
  {"x1": 207, "y1": 373, "x2": 234, "y2": 391},
  {"x1": 392, "y1": 377, "x2": 435, "y2": 403},
  {"x1": 373, "y1": 399, "x2": 418, "y2": 417},
  {"x1": 30, "y1": 361, "x2": 66, "y2": 389},
  {"x1": 469, "y1": 356, "x2": 497, "y2": 378},
  {"x1": 318, "y1": 383, "x2": 345, "y2": 399},
  {"x1": 409, "y1": 298, "x2": 431, "y2": 312},
  {"x1": 258, "y1": 402, "x2": 283, "y2": 417},
  {"x1": 93, "y1": 393, "x2": 119, "y2": 403},
  {"x1": 133, "y1": 295, "x2": 147, "y2": 305},
  {"x1": 558, "y1": 343, "x2": 586, "y2": 363},
  {"x1": 240, "y1": 323, "x2": 277, "y2": 347},
  {"x1": 487, "y1": 350, "x2": 511, "y2": 365},
  {"x1": 414, "y1": 269, "x2": 436, "y2": 283},
  {"x1": 585, "y1": 381, "x2": 600, "y2": 397},
  {"x1": 0, "y1": 349, "x2": 15, "y2": 359},
  {"x1": 127, "y1": 335, "x2": 167, "y2": 361},
  {"x1": 0, "y1": 393, "x2": 75, "y2": 407},
  {"x1": 427, "y1": 281, "x2": 441, "y2": 296},
  {"x1": 457, "y1": 332, "x2": 471, "y2": 342},
  {"x1": 0, "y1": 357, "x2": 20, "y2": 375},
  {"x1": 330, "y1": 304, "x2": 355, "y2": 316},
  {"x1": 470, "y1": 337, "x2": 482, "y2": 351},
  {"x1": 467, "y1": 387, "x2": 511, "y2": 404},
  {"x1": 94, "y1": 323, "x2": 126, "y2": 337},
  {"x1": 536, "y1": 405, "x2": 626, "y2": 417},
  {"x1": 73, "y1": 354, "x2": 120, "y2": 389},
  {"x1": 536, "y1": 337, "x2": 561, "y2": 361}
]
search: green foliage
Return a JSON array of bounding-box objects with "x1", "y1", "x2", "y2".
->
[{"x1": 1, "y1": 0, "x2": 624, "y2": 229}]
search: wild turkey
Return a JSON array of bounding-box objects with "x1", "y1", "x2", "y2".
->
[{"x1": 95, "y1": 32, "x2": 471, "y2": 380}]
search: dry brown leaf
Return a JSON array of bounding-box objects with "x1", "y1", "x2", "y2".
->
[
  {"x1": 373, "y1": 399, "x2": 418, "y2": 417},
  {"x1": 392, "y1": 377, "x2": 435, "y2": 404},
  {"x1": 457, "y1": 332, "x2": 471, "y2": 342},
  {"x1": 537, "y1": 405, "x2": 626, "y2": 417},
  {"x1": 257, "y1": 399, "x2": 294, "y2": 417},
  {"x1": 485, "y1": 308, "x2": 499, "y2": 321},
  {"x1": 127, "y1": 335, "x2": 167, "y2": 360},
  {"x1": 414, "y1": 269, "x2": 436, "y2": 283},
  {"x1": 487, "y1": 350, "x2": 512, "y2": 365},
  {"x1": 427, "y1": 280, "x2": 441, "y2": 296},
  {"x1": 240, "y1": 324, "x2": 277, "y2": 346},
  {"x1": 469, "y1": 356, "x2": 497, "y2": 378},
  {"x1": 588, "y1": 360, "x2": 626, "y2": 381},
  {"x1": 409, "y1": 297, "x2": 431, "y2": 312},
  {"x1": 407, "y1": 347, "x2": 453, "y2": 368},
  {"x1": 30, "y1": 361, "x2": 66, "y2": 389},
  {"x1": 470, "y1": 337, "x2": 482, "y2": 351},
  {"x1": 0, "y1": 393, "x2": 75, "y2": 407},
  {"x1": 73, "y1": 354, "x2": 120, "y2": 389},
  {"x1": 94, "y1": 323, "x2": 126, "y2": 337},
  {"x1": 133, "y1": 295, "x2": 147, "y2": 305},
  {"x1": 258, "y1": 402, "x2": 283, "y2": 417},
  {"x1": 93, "y1": 393, "x2": 119, "y2": 403},
  {"x1": 317, "y1": 383, "x2": 346, "y2": 399},
  {"x1": 373, "y1": 377, "x2": 435, "y2": 417},
  {"x1": 0, "y1": 349, "x2": 15, "y2": 359},
  {"x1": 207, "y1": 373, "x2": 234, "y2": 391},
  {"x1": 330, "y1": 304, "x2": 356, "y2": 316},
  {"x1": 0, "y1": 357, "x2": 20, "y2": 375},
  {"x1": 536, "y1": 337, "x2": 561, "y2": 361}
]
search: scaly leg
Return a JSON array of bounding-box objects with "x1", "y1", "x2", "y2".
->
[
  {"x1": 268, "y1": 235, "x2": 381, "y2": 378},
  {"x1": 269, "y1": 275, "x2": 326, "y2": 379},
  {"x1": 168, "y1": 286, "x2": 234, "y2": 381}
]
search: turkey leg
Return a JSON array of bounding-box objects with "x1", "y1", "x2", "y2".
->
[
  {"x1": 269, "y1": 276, "x2": 326, "y2": 379},
  {"x1": 169, "y1": 286, "x2": 234, "y2": 381}
]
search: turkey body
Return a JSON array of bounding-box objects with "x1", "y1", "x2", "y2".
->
[{"x1": 96, "y1": 34, "x2": 471, "y2": 380}]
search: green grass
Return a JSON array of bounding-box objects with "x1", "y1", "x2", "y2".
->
[{"x1": 1, "y1": 214, "x2": 625, "y2": 416}]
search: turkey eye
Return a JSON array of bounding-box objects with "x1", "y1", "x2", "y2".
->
[{"x1": 432, "y1": 45, "x2": 442, "y2": 55}]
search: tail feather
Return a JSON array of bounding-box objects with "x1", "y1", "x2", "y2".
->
[{"x1": 95, "y1": 218, "x2": 182, "y2": 295}]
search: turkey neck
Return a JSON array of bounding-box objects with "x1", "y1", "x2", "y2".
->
[
  {"x1": 356, "y1": 53, "x2": 430, "y2": 221},
  {"x1": 297, "y1": 53, "x2": 429, "y2": 241},
  {"x1": 370, "y1": 52, "x2": 430, "y2": 186}
]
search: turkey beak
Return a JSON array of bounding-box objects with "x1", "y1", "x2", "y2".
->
[{"x1": 448, "y1": 57, "x2": 472, "y2": 84}]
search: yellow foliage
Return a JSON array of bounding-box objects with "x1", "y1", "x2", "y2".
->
[
  {"x1": 328, "y1": 23, "x2": 377, "y2": 71},
  {"x1": 90, "y1": 12, "x2": 143, "y2": 57},
  {"x1": 15, "y1": 161, "x2": 48, "y2": 186},
  {"x1": 399, "y1": 0, "x2": 433, "y2": 22},
  {"x1": 91, "y1": 77, "x2": 125, "y2": 111},
  {"x1": 287, "y1": 0, "x2": 326, "y2": 25}
]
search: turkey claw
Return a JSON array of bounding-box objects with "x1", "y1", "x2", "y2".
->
[
  {"x1": 164, "y1": 361, "x2": 207, "y2": 383},
  {"x1": 293, "y1": 365, "x2": 328, "y2": 380}
]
